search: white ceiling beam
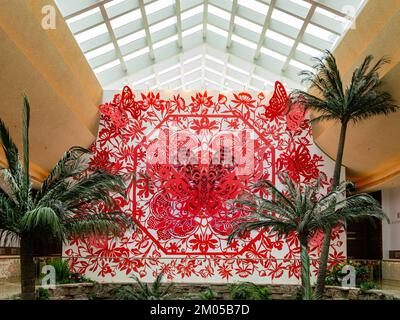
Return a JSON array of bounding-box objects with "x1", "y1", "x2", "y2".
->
[
  {"x1": 281, "y1": 5, "x2": 316, "y2": 73},
  {"x1": 176, "y1": 0, "x2": 183, "y2": 48},
  {"x1": 303, "y1": 0, "x2": 347, "y2": 17},
  {"x1": 255, "y1": 0, "x2": 342, "y2": 35},
  {"x1": 203, "y1": 0, "x2": 208, "y2": 40},
  {"x1": 99, "y1": 5, "x2": 127, "y2": 73},
  {"x1": 138, "y1": 0, "x2": 155, "y2": 60},
  {"x1": 63, "y1": 0, "x2": 114, "y2": 20},
  {"x1": 254, "y1": 0, "x2": 276, "y2": 60},
  {"x1": 226, "y1": 0, "x2": 238, "y2": 48},
  {"x1": 277, "y1": 6, "x2": 341, "y2": 36}
]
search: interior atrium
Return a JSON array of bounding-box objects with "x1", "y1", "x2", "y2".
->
[{"x1": 0, "y1": 0, "x2": 399, "y2": 303}]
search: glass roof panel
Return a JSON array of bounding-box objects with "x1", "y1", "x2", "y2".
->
[
  {"x1": 145, "y1": 0, "x2": 174, "y2": 15},
  {"x1": 238, "y1": 0, "x2": 268, "y2": 13},
  {"x1": 74, "y1": 24, "x2": 108, "y2": 43},
  {"x1": 109, "y1": 9, "x2": 141, "y2": 29},
  {"x1": 55, "y1": 0, "x2": 367, "y2": 90}
]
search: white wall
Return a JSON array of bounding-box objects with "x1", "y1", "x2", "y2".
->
[{"x1": 382, "y1": 187, "x2": 400, "y2": 259}]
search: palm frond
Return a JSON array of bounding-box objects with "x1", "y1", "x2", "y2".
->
[
  {"x1": 0, "y1": 118, "x2": 23, "y2": 190},
  {"x1": 19, "y1": 207, "x2": 63, "y2": 239},
  {"x1": 35, "y1": 146, "x2": 89, "y2": 203},
  {"x1": 293, "y1": 51, "x2": 398, "y2": 125},
  {"x1": 0, "y1": 168, "x2": 22, "y2": 205},
  {"x1": 65, "y1": 219, "x2": 124, "y2": 240}
]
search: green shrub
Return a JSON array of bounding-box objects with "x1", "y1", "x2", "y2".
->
[
  {"x1": 37, "y1": 287, "x2": 49, "y2": 300},
  {"x1": 228, "y1": 282, "x2": 270, "y2": 300},
  {"x1": 48, "y1": 259, "x2": 70, "y2": 283},
  {"x1": 114, "y1": 273, "x2": 173, "y2": 300},
  {"x1": 44, "y1": 258, "x2": 94, "y2": 284},
  {"x1": 325, "y1": 260, "x2": 378, "y2": 289},
  {"x1": 197, "y1": 288, "x2": 218, "y2": 300},
  {"x1": 359, "y1": 281, "x2": 377, "y2": 292},
  {"x1": 294, "y1": 287, "x2": 303, "y2": 300}
]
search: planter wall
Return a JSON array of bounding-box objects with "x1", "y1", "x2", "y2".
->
[{"x1": 45, "y1": 282, "x2": 398, "y2": 300}]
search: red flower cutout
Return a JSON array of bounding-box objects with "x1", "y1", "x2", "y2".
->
[
  {"x1": 232, "y1": 92, "x2": 256, "y2": 110},
  {"x1": 190, "y1": 91, "x2": 213, "y2": 112}
]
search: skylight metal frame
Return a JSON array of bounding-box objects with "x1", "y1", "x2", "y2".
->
[{"x1": 55, "y1": 0, "x2": 366, "y2": 91}]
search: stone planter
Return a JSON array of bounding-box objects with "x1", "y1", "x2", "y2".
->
[{"x1": 43, "y1": 282, "x2": 399, "y2": 300}]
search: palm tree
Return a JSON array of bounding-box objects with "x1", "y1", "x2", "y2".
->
[
  {"x1": 0, "y1": 96, "x2": 131, "y2": 299},
  {"x1": 229, "y1": 174, "x2": 387, "y2": 300},
  {"x1": 291, "y1": 50, "x2": 398, "y2": 299}
]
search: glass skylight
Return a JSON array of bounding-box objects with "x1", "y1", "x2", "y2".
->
[
  {"x1": 306, "y1": 24, "x2": 338, "y2": 42},
  {"x1": 104, "y1": 0, "x2": 126, "y2": 10},
  {"x1": 85, "y1": 43, "x2": 115, "y2": 60},
  {"x1": 185, "y1": 66, "x2": 202, "y2": 76},
  {"x1": 297, "y1": 43, "x2": 323, "y2": 57},
  {"x1": 289, "y1": 59, "x2": 313, "y2": 71},
  {"x1": 288, "y1": 0, "x2": 312, "y2": 9},
  {"x1": 227, "y1": 63, "x2": 249, "y2": 75},
  {"x1": 94, "y1": 59, "x2": 120, "y2": 74},
  {"x1": 124, "y1": 47, "x2": 149, "y2": 61},
  {"x1": 183, "y1": 54, "x2": 202, "y2": 65},
  {"x1": 272, "y1": 9, "x2": 303, "y2": 29},
  {"x1": 260, "y1": 47, "x2": 286, "y2": 62},
  {"x1": 231, "y1": 34, "x2": 257, "y2": 50},
  {"x1": 55, "y1": 0, "x2": 366, "y2": 90},
  {"x1": 208, "y1": 24, "x2": 228, "y2": 38},
  {"x1": 66, "y1": 7, "x2": 100, "y2": 24},
  {"x1": 238, "y1": 0, "x2": 269, "y2": 13},
  {"x1": 158, "y1": 63, "x2": 180, "y2": 75},
  {"x1": 205, "y1": 54, "x2": 224, "y2": 65},
  {"x1": 132, "y1": 74, "x2": 155, "y2": 86},
  {"x1": 182, "y1": 25, "x2": 202, "y2": 37},
  {"x1": 110, "y1": 9, "x2": 141, "y2": 29},
  {"x1": 205, "y1": 66, "x2": 222, "y2": 76},
  {"x1": 145, "y1": 0, "x2": 174, "y2": 15},
  {"x1": 208, "y1": 4, "x2": 231, "y2": 21},
  {"x1": 117, "y1": 30, "x2": 146, "y2": 47},
  {"x1": 266, "y1": 30, "x2": 295, "y2": 47},
  {"x1": 150, "y1": 16, "x2": 177, "y2": 34},
  {"x1": 159, "y1": 75, "x2": 181, "y2": 86},
  {"x1": 235, "y1": 16, "x2": 263, "y2": 34},
  {"x1": 75, "y1": 24, "x2": 108, "y2": 43},
  {"x1": 153, "y1": 35, "x2": 178, "y2": 49},
  {"x1": 181, "y1": 5, "x2": 203, "y2": 21}
]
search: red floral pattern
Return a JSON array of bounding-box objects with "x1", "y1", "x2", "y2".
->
[{"x1": 65, "y1": 82, "x2": 345, "y2": 283}]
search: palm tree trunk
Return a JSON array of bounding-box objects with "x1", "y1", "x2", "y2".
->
[
  {"x1": 300, "y1": 236, "x2": 312, "y2": 300},
  {"x1": 20, "y1": 235, "x2": 36, "y2": 300},
  {"x1": 313, "y1": 121, "x2": 348, "y2": 300}
]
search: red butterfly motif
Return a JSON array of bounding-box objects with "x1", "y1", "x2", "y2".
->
[{"x1": 264, "y1": 81, "x2": 289, "y2": 120}]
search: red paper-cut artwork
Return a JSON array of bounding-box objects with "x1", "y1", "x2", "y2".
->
[{"x1": 65, "y1": 82, "x2": 345, "y2": 282}]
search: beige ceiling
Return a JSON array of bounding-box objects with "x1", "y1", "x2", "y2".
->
[{"x1": 0, "y1": 0, "x2": 102, "y2": 182}]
